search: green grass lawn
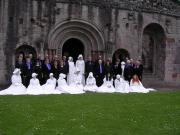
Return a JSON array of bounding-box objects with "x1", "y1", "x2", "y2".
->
[{"x1": 0, "y1": 92, "x2": 180, "y2": 135}]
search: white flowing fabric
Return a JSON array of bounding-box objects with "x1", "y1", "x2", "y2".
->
[
  {"x1": 115, "y1": 78, "x2": 130, "y2": 93},
  {"x1": 130, "y1": 80, "x2": 154, "y2": 93},
  {"x1": 121, "y1": 61, "x2": 125, "y2": 77},
  {"x1": 84, "y1": 73, "x2": 98, "y2": 92},
  {"x1": 67, "y1": 61, "x2": 75, "y2": 85},
  {"x1": 68, "y1": 72, "x2": 85, "y2": 94},
  {"x1": 97, "y1": 78, "x2": 116, "y2": 93},
  {"x1": 0, "y1": 74, "x2": 26, "y2": 95},
  {"x1": 76, "y1": 60, "x2": 85, "y2": 85},
  {"x1": 56, "y1": 75, "x2": 76, "y2": 94},
  {"x1": 26, "y1": 78, "x2": 43, "y2": 95},
  {"x1": 42, "y1": 78, "x2": 61, "y2": 94}
]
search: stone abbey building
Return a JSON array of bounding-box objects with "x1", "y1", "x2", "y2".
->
[{"x1": 0, "y1": 0, "x2": 180, "y2": 85}]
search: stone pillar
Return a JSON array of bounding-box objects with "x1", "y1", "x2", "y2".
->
[
  {"x1": 164, "y1": 37, "x2": 176, "y2": 82},
  {"x1": 0, "y1": 0, "x2": 9, "y2": 85}
]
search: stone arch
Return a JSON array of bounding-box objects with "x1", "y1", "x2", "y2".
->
[
  {"x1": 15, "y1": 45, "x2": 37, "y2": 60},
  {"x1": 62, "y1": 38, "x2": 85, "y2": 62},
  {"x1": 112, "y1": 48, "x2": 130, "y2": 64},
  {"x1": 142, "y1": 23, "x2": 166, "y2": 80},
  {"x1": 47, "y1": 19, "x2": 105, "y2": 58}
]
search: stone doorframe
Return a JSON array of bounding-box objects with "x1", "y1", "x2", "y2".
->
[{"x1": 47, "y1": 19, "x2": 105, "y2": 58}]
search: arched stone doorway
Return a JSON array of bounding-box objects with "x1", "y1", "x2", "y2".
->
[
  {"x1": 112, "y1": 48, "x2": 130, "y2": 64},
  {"x1": 15, "y1": 45, "x2": 37, "y2": 60},
  {"x1": 47, "y1": 20, "x2": 105, "y2": 59},
  {"x1": 62, "y1": 38, "x2": 84, "y2": 62},
  {"x1": 142, "y1": 23, "x2": 166, "y2": 79}
]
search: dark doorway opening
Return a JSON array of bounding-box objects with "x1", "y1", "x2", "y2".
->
[
  {"x1": 15, "y1": 45, "x2": 37, "y2": 60},
  {"x1": 62, "y1": 38, "x2": 84, "y2": 62},
  {"x1": 112, "y1": 49, "x2": 130, "y2": 64}
]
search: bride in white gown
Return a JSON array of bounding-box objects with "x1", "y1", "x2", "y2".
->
[
  {"x1": 121, "y1": 61, "x2": 126, "y2": 77},
  {"x1": 114, "y1": 75, "x2": 130, "y2": 93},
  {"x1": 130, "y1": 74, "x2": 155, "y2": 93},
  {"x1": 84, "y1": 72, "x2": 98, "y2": 92},
  {"x1": 0, "y1": 68, "x2": 26, "y2": 95},
  {"x1": 56, "y1": 73, "x2": 76, "y2": 94},
  {"x1": 42, "y1": 73, "x2": 61, "y2": 94},
  {"x1": 26, "y1": 73, "x2": 43, "y2": 95},
  {"x1": 67, "y1": 57, "x2": 75, "y2": 85},
  {"x1": 76, "y1": 54, "x2": 85, "y2": 85},
  {"x1": 68, "y1": 68, "x2": 85, "y2": 94},
  {"x1": 97, "y1": 77, "x2": 116, "y2": 93}
]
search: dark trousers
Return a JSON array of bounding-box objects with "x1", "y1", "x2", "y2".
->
[{"x1": 96, "y1": 74, "x2": 104, "y2": 87}]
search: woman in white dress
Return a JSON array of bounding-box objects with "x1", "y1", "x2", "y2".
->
[
  {"x1": 76, "y1": 54, "x2": 85, "y2": 85},
  {"x1": 97, "y1": 77, "x2": 116, "y2": 93},
  {"x1": 114, "y1": 74, "x2": 130, "y2": 93},
  {"x1": 0, "y1": 68, "x2": 26, "y2": 95},
  {"x1": 26, "y1": 73, "x2": 43, "y2": 95},
  {"x1": 42, "y1": 73, "x2": 61, "y2": 94},
  {"x1": 56, "y1": 73, "x2": 75, "y2": 94},
  {"x1": 67, "y1": 57, "x2": 75, "y2": 85},
  {"x1": 121, "y1": 61, "x2": 126, "y2": 77},
  {"x1": 84, "y1": 72, "x2": 98, "y2": 92},
  {"x1": 68, "y1": 68, "x2": 85, "y2": 94},
  {"x1": 130, "y1": 74, "x2": 155, "y2": 93}
]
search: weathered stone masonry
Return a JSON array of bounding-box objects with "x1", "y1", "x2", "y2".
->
[{"x1": 0, "y1": 0, "x2": 180, "y2": 85}]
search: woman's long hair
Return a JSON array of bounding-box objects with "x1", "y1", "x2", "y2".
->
[{"x1": 132, "y1": 74, "x2": 140, "y2": 84}]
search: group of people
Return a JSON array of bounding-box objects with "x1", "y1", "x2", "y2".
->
[{"x1": 0, "y1": 53, "x2": 155, "y2": 95}]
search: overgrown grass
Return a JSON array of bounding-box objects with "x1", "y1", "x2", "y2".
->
[{"x1": 0, "y1": 92, "x2": 180, "y2": 135}]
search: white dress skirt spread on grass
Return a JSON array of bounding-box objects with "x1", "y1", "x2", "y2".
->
[
  {"x1": 42, "y1": 77, "x2": 61, "y2": 94},
  {"x1": 97, "y1": 78, "x2": 116, "y2": 93},
  {"x1": 0, "y1": 69, "x2": 26, "y2": 95},
  {"x1": 68, "y1": 69, "x2": 85, "y2": 94},
  {"x1": 130, "y1": 80, "x2": 155, "y2": 93},
  {"x1": 26, "y1": 73, "x2": 43, "y2": 95},
  {"x1": 84, "y1": 72, "x2": 98, "y2": 92},
  {"x1": 114, "y1": 75, "x2": 130, "y2": 93},
  {"x1": 56, "y1": 74, "x2": 75, "y2": 94}
]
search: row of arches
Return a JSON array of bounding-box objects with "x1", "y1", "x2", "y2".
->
[
  {"x1": 15, "y1": 22, "x2": 166, "y2": 80},
  {"x1": 15, "y1": 42, "x2": 130, "y2": 63}
]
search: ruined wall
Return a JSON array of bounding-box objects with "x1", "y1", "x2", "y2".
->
[{"x1": 0, "y1": 0, "x2": 180, "y2": 85}]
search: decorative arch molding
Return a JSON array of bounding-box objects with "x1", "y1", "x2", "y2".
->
[
  {"x1": 112, "y1": 48, "x2": 130, "y2": 64},
  {"x1": 142, "y1": 22, "x2": 166, "y2": 36},
  {"x1": 48, "y1": 19, "x2": 105, "y2": 57}
]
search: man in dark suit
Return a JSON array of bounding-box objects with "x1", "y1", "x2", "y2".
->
[
  {"x1": 42, "y1": 58, "x2": 52, "y2": 84},
  {"x1": 104, "y1": 59, "x2": 114, "y2": 81},
  {"x1": 15, "y1": 55, "x2": 26, "y2": 85},
  {"x1": 95, "y1": 59, "x2": 105, "y2": 87},
  {"x1": 62, "y1": 56, "x2": 69, "y2": 76},
  {"x1": 85, "y1": 56, "x2": 95, "y2": 79},
  {"x1": 124, "y1": 60, "x2": 134, "y2": 83},
  {"x1": 24, "y1": 57, "x2": 34, "y2": 87},
  {"x1": 113, "y1": 60, "x2": 122, "y2": 79}
]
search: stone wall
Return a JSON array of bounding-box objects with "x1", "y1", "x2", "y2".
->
[
  {"x1": 0, "y1": 0, "x2": 8, "y2": 84},
  {"x1": 0, "y1": 0, "x2": 180, "y2": 85}
]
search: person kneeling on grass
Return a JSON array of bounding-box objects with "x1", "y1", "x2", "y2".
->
[
  {"x1": 26, "y1": 73, "x2": 43, "y2": 95},
  {"x1": 0, "y1": 68, "x2": 26, "y2": 95},
  {"x1": 130, "y1": 74, "x2": 155, "y2": 93},
  {"x1": 114, "y1": 74, "x2": 130, "y2": 93},
  {"x1": 97, "y1": 77, "x2": 116, "y2": 93},
  {"x1": 84, "y1": 72, "x2": 98, "y2": 92},
  {"x1": 68, "y1": 68, "x2": 85, "y2": 94},
  {"x1": 42, "y1": 73, "x2": 61, "y2": 94},
  {"x1": 56, "y1": 73, "x2": 74, "y2": 94}
]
